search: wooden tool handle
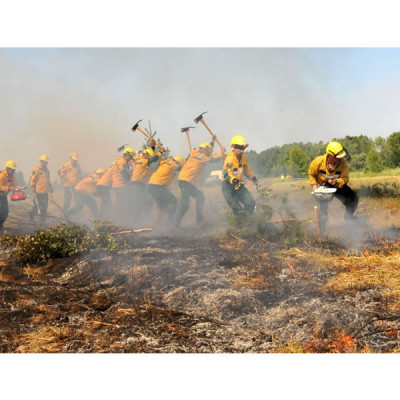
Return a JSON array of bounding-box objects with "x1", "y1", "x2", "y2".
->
[
  {"x1": 186, "y1": 132, "x2": 192, "y2": 151},
  {"x1": 200, "y1": 119, "x2": 223, "y2": 148}
]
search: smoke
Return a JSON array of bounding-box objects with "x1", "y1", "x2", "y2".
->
[{"x1": 2, "y1": 47, "x2": 400, "y2": 188}]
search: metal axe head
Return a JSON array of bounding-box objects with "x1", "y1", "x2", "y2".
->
[
  {"x1": 181, "y1": 126, "x2": 195, "y2": 133},
  {"x1": 117, "y1": 144, "x2": 129, "y2": 152},
  {"x1": 194, "y1": 111, "x2": 208, "y2": 124},
  {"x1": 131, "y1": 119, "x2": 143, "y2": 131}
]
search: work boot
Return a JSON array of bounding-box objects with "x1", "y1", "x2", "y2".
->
[
  {"x1": 318, "y1": 222, "x2": 327, "y2": 236},
  {"x1": 344, "y1": 211, "x2": 357, "y2": 221}
]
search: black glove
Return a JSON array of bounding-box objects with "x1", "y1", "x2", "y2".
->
[{"x1": 252, "y1": 177, "x2": 260, "y2": 189}]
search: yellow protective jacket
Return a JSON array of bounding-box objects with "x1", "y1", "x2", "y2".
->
[
  {"x1": 308, "y1": 154, "x2": 349, "y2": 188},
  {"x1": 96, "y1": 166, "x2": 113, "y2": 188},
  {"x1": 131, "y1": 153, "x2": 162, "y2": 183},
  {"x1": 178, "y1": 148, "x2": 224, "y2": 184},
  {"x1": 222, "y1": 150, "x2": 256, "y2": 184},
  {"x1": 148, "y1": 157, "x2": 179, "y2": 186},
  {"x1": 111, "y1": 156, "x2": 132, "y2": 188},
  {"x1": 75, "y1": 173, "x2": 100, "y2": 195},
  {"x1": 30, "y1": 164, "x2": 51, "y2": 194},
  {"x1": 58, "y1": 161, "x2": 82, "y2": 187},
  {"x1": 0, "y1": 170, "x2": 18, "y2": 197}
]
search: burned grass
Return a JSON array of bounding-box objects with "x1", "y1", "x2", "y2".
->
[{"x1": 1, "y1": 224, "x2": 399, "y2": 353}]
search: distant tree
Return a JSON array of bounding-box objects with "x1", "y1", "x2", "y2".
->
[
  {"x1": 286, "y1": 145, "x2": 310, "y2": 177},
  {"x1": 349, "y1": 153, "x2": 367, "y2": 170},
  {"x1": 374, "y1": 136, "x2": 386, "y2": 152},
  {"x1": 365, "y1": 147, "x2": 384, "y2": 172},
  {"x1": 245, "y1": 150, "x2": 263, "y2": 176},
  {"x1": 381, "y1": 132, "x2": 400, "y2": 168}
]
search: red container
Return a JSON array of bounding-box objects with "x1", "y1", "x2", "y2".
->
[{"x1": 10, "y1": 191, "x2": 26, "y2": 201}]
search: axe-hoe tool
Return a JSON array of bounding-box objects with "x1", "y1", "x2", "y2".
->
[
  {"x1": 180, "y1": 127, "x2": 195, "y2": 152},
  {"x1": 117, "y1": 144, "x2": 129, "y2": 152},
  {"x1": 131, "y1": 119, "x2": 163, "y2": 149},
  {"x1": 131, "y1": 119, "x2": 153, "y2": 141},
  {"x1": 194, "y1": 111, "x2": 224, "y2": 148}
]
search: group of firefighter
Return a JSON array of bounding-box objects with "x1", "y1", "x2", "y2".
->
[{"x1": 0, "y1": 133, "x2": 358, "y2": 234}]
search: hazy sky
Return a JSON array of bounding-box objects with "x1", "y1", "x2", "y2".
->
[{"x1": 2, "y1": 47, "x2": 400, "y2": 179}]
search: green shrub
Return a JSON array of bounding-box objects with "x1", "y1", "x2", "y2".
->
[{"x1": 0, "y1": 221, "x2": 128, "y2": 265}]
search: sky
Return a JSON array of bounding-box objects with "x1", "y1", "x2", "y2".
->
[{"x1": 2, "y1": 46, "x2": 400, "y2": 180}]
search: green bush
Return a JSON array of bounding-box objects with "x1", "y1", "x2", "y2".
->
[{"x1": 0, "y1": 221, "x2": 128, "y2": 265}]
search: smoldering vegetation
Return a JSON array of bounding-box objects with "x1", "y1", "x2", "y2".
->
[{"x1": 0, "y1": 179, "x2": 400, "y2": 353}]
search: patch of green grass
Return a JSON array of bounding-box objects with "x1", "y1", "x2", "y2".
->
[{"x1": 0, "y1": 221, "x2": 129, "y2": 265}]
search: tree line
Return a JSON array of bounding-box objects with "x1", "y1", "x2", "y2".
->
[{"x1": 246, "y1": 132, "x2": 400, "y2": 178}]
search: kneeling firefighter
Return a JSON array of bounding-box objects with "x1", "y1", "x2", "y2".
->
[
  {"x1": 308, "y1": 141, "x2": 358, "y2": 234},
  {"x1": 222, "y1": 135, "x2": 259, "y2": 216}
]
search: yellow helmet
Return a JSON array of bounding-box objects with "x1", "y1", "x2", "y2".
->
[
  {"x1": 95, "y1": 168, "x2": 105, "y2": 174},
  {"x1": 231, "y1": 135, "x2": 248, "y2": 148},
  {"x1": 70, "y1": 152, "x2": 79, "y2": 160},
  {"x1": 39, "y1": 154, "x2": 49, "y2": 162},
  {"x1": 199, "y1": 142, "x2": 213, "y2": 151},
  {"x1": 123, "y1": 147, "x2": 135, "y2": 158},
  {"x1": 173, "y1": 156, "x2": 185, "y2": 167},
  {"x1": 5, "y1": 160, "x2": 17, "y2": 170},
  {"x1": 326, "y1": 142, "x2": 346, "y2": 158},
  {"x1": 143, "y1": 148, "x2": 155, "y2": 157}
]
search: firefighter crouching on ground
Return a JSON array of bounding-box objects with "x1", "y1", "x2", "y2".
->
[
  {"x1": 222, "y1": 135, "x2": 259, "y2": 216},
  {"x1": 58, "y1": 152, "x2": 82, "y2": 213},
  {"x1": 29, "y1": 155, "x2": 53, "y2": 223},
  {"x1": 175, "y1": 135, "x2": 226, "y2": 228},
  {"x1": 0, "y1": 161, "x2": 21, "y2": 232},
  {"x1": 308, "y1": 141, "x2": 359, "y2": 234},
  {"x1": 130, "y1": 143, "x2": 165, "y2": 225},
  {"x1": 147, "y1": 155, "x2": 185, "y2": 226},
  {"x1": 68, "y1": 169, "x2": 105, "y2": 219}
]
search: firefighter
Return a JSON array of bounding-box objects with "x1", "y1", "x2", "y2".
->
[
  {"x1": 0, "y1": 161, "x2": 21, "y2": 232},
  {"x1": 130, "y1": 144, "x2": 165, "y2": 225},
  {"x1": 175, "y1": 135, "x2": 226, "y2": 228},
  {"x1": 110, "y1": 147, "x2": 135, "y2": 224},
  {"x1": 222, "y1": 135, "x2": 259, "y2": 216},
  {"x1": 147, "y1": 155, "x2": 185, "y2": 226},
  {"x1": 95, "y1": 165, "x2": 113, "y2": 220},
  {"x1": 68, "y1": 169, "x2": 105, "y2": 219},
  {"x1": 29, "y1": 155, "x2": 53, "y2": 223},
  {"x1": 58, "y1": 152, "x2": 82, "y2": 213},
  {"x1": 308, "y1": 141, "x2": 358, "y2": 234}
]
